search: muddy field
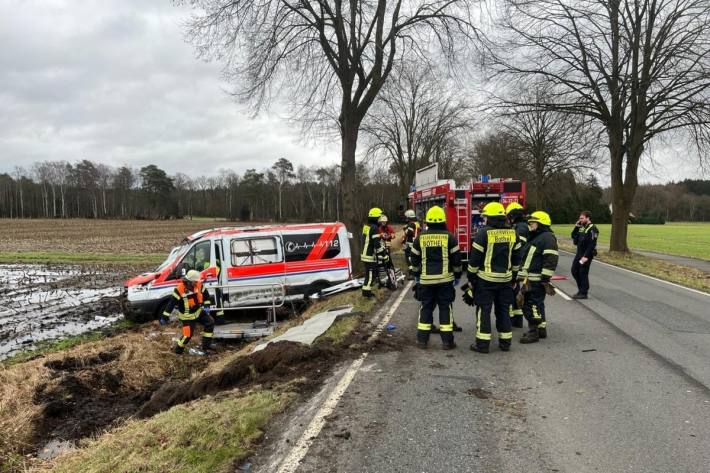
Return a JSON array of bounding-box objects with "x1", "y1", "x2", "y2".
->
[
  {"x1": 0, "y1": 264, "x2": 128, "y2": 359},
  {"x1": 0, "y1": 218, "x2": 231, "y2": 255}
]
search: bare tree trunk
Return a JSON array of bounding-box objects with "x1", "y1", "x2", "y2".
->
[
  {"x1": 341, "y1": 117, "x2": 362, "y2": 272},
  {"x1": 609, "y1": 133, "x2": 630, "y2": 252}
]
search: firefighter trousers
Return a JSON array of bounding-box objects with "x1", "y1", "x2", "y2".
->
[
  {"x1": 403, "y1": 246, "x2": 414, "y2": 274},
  {"x1": 522, "y1": 282, "x2": 547, "y2": 329},
  {"x1": 176, "y1": 311, "x2": 215, "y2": 352},
  {"x1": 571, "y1": 256, "x2": 592, "y2": 295},
  {"x1": 362, "y1": 262, "x2": 378, "y2": 294},
  {"x1": 474, "y1": 279, "x2": 514, "y2": 348},
  {"x1": 509, "y1": 281, "x2": 524, "y2": 324},
  {"x1": 417, "y1": 282, "x2": 456, "y2": 344}
]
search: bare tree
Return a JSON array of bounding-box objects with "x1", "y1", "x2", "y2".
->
[
  {"x1": 180, "y1": 0, "x2": 477, "y2": 260},
  {"x1": 364, "y1": 63, "x2": 472, "y2": 198},
  {"x1": 272, "y1": 158, "x2": 296, "y2": 221},
  {"x1": 488, "y1": 0, "x2": 710, "y2": 251},
  {"x1": 501, "y1": 88, "x2": 601, "y2": 208}
]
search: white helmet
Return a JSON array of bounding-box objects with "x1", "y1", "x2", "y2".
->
[
  {"x1": 183, "y1": 269, "x2": 201, "y2": 283},
  {"x1": 378, "y1": 214, "x2": 388, "y2": 224},
  {"x1": 405, "y1": 209, "x2": 416, "y2": 219}
]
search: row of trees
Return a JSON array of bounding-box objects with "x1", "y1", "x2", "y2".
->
[
  {"x1": 181, "y1": 0, "x2": 709, "y2": 254},
  {"x1": 0, "y1": 159, "x2": 399, "y2": 223}
]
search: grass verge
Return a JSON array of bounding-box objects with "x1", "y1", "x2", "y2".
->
[
  {"x1": 555, "y1": 222, "x2": 710, "y2": 261},
  {"x1": 558, "y1": 241, "x2": 709, "y2": 293},
  {"x1": 0, "y1": 251, "x2": 164, "y2": 265},
  {"x1": 44, "y1": 390, "x2": 291, "y2": 473}
]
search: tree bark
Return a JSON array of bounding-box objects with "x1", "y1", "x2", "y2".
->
[
  {"x1": 341, "y1": 113, "x2": 363, "y2": 274},
  {"x1": 608, "y1": 131, "x2": 630, "y2": 252}
]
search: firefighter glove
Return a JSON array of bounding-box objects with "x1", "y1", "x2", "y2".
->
[{"x1": 542, "y1": 281, "x2": 556, "y2": 296}]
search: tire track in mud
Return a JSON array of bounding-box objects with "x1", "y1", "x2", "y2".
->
[{"x1": 0, "y1": 264, "x2": 123, "y2": 359}]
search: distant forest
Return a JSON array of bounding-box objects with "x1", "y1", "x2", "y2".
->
[{"x1": 1, "y1": 159, "x2": 708, "y2": 224}]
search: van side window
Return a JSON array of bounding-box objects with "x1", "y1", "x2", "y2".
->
[
  {"x1": 283, "y1": 233, "x2": 341, "y2": 262},
  {"x1": 231, "y1": 238, "x2": 281, "y2": 266},
  {"x1": 170, "y1": 240, "x2": 211, "y2": 279}
]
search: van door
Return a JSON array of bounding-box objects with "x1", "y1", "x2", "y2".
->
[{"x1": 223, "y1": 234, "x2": 286, "y2": 306}]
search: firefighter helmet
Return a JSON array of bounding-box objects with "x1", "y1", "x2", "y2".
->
[
  {"x1": 528, "y1": 211, "x2": 552, "y2": 226},
  {"x1": 482, "y1": 202, "x2": 506, "y2": 217},
  {"x1": 425, "y1": 206, "x2": 446, "y2": 224},
  {"x1": 183, "y1": 269, "x2": 202, "y2": 283},
  {"x1": 505, "y1": 202, "x2": 524, "y2": 215},
  {"x1": 404, "y1": 209, "x2": 416, "y2": 219},
  {"x1": 368, "y1": 207, "x2": 383, "y2": 218},
  {"x1": 378, "y1": 215, "x2": 388, "y2": 224}
]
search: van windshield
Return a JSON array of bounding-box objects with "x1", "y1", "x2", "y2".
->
[{"x1": 156, "y1": 244, "x2": 188, "y2": 272}]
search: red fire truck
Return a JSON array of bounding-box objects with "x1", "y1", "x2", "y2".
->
[{"x1": 408, "y1": 164, "x2": 526, "y2": 261}]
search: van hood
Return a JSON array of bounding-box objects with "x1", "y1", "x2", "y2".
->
[{"x1": 124, "y1": 272, "x2": 158, "y2": 287}]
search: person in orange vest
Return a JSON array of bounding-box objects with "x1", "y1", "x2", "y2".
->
[{"x1": 160, "y1": 269, "x2": 215, "y2": 354}]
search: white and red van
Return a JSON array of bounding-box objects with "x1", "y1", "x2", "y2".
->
[{"x1": 122, "y1": 223, "x2": 352, "y2": 322}]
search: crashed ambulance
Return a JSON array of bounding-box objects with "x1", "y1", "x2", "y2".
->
[{"x1": 122, "y1": 223, "x2": 352, "y2": 322}]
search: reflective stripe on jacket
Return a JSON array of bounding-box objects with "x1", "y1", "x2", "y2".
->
[{"x1": 410, "y1": 229, "x2": 462, "y2": 285}]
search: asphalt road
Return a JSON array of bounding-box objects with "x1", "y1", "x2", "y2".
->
[{"x1": 264, "y1": 253, "x2": 710, "y2": 473}]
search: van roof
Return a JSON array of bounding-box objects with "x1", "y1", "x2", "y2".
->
[{"x1": 185, "y1": 222, "x2": 345, "y2": 243}]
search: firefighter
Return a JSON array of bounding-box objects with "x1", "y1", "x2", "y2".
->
[
  {"x1": 519, "y1": 211, "x2": 559, "y2": 343},
  {"x1": 466, "y1": 202, "x2": 522, "y2": 353},
  {"x1": 378, "y1": 214, "x2": 396, "y2": 246},
  {"x1": 197, "y1": 245, "x2": 226, "y2": 325},
  {"x1": 410, "y1": 206, "x2": 462, "y2": 350},
  {"x1": 402, "y1": 209, "x2": 421, "y2": 280},
  {"x1": 506, "y1": 202, "x2": 528, "y2": 328},
  {"x1": 160, "y1": 269, "x2": 215, "y2": 354},
  {"x1": 361, "y1": 207, "x2": 386, "y2": 298},
  {"x1": 571, "y1": 210, "x2": 599, "y2": 299}
]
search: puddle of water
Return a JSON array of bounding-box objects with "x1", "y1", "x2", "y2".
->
[{"x1": 0, "y1": 264, "x2": 123, "y2": 360}]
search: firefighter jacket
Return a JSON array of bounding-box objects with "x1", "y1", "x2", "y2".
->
[
  {"x1": 519, "y1": 227, "x2": 559, "y2": 282},
  {"x1": 361, "y1": 221, "x2": 385, "y2": 263},
  {"x1": 467, "y1": 220, "x2": 522, "y2": 284},
  {"x1": 572, "y1": 223, "x2": 599, "y2": 258},
  {"x1": 511, "y1": 220, "x2": 529, "y2": 244},
  {"x1": 403, "y1": 221, "x2": 421, "y2": 248},
  {"x1": 410, "y1": 228, "x2": 462, "y2": 285},
  {"x1": 163, "y1": 281, "x2": 213, "y2": 321}
]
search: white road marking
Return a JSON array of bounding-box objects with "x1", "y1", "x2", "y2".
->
[
  {"x1": 555, "y1": 287, "x2": 572, "y2": 300},
  {"x1": 276, "y1": 281, "x2": 413, "y2": 473},
  {"x1": 560, "y1": 250, "x2": 709, "y2": 298}
]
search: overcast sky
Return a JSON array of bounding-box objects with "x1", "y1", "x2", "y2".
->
[
  {"x1": 0, "y1": 0, "x2": 705, "y2": 184},
  {"x1": 0, "y1": 0, "x2": 340, "y2": 177}
]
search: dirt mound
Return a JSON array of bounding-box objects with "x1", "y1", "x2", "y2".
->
[
  {"x1": 31, "y1": 347, "x2": 154, "y2": 443},
  {"x1": 138, "y1": 341, "x2": 336, "y2": 418}
]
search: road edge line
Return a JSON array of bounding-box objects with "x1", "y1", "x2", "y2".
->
[
  {"x1": 554, "y1": 287, "x2": 572, "y2": 300},
  {"x1": 276, "y1": 281, "x2": 413, "y2": 473},
  {"x1": 560, "y1": 249, "x2": 709, "y2": 298}
]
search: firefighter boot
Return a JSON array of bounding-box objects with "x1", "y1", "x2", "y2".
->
[
  {"x1": 202, "y1": 339, "x2": 217, "y2": 352},
  {"x1": 442, "y1": 341, "x2": 457, "y2": 350},
  {"x1": 538, "y1": 327, "x2": 547, "y2": 339},
  {"x1": 519, "y1": 329, "x2": 540, "y2": 344},
  {"x1": 469, "y1": 343, "x2": 490, "y2": 354},
  {"x1": 362, "y1": 289, "x2": 374, "y2": 298},
  {"x1": 499, "y1": 340, "x2": 511, "y2": 352},
  {"x1": 174, "y1": 344, "x2": 185, "y2": 355}
]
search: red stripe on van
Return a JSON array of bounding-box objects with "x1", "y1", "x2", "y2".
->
[{"x1": 306, "y1": 224, "x2": 339, "y2": 261}]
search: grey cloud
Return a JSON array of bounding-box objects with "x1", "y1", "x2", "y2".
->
[{"x1": 0, "y1": 0, "x2": 339, "y2": 176}]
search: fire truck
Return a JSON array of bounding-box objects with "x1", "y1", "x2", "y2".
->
[{"x1": 408, "y1": 164, "x2": 526, "y2": 261}]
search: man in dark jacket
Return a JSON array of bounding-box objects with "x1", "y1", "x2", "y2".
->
[
  {"x1": 571, "y1": 210, "x2": 599, "y2": 299},
  {"x1": 410, "y1": 206, "x2": 462, "y2": 350},
  {"x1": 466, "y1": 202, "x2": 522, "y2": 353},
  {"x1": 518, "y1": 211, "x2": 559, "y2": 343}
]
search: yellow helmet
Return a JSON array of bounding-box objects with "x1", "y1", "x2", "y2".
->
[
  {"x1": 425, "y1": 206, "x2": 446, "y2": 224},
  {"x1": 505, "y1": 202, "x2": 524, "y2": 215},
  {"x1": 368, "y1": 207, "x2": 383, "y2": 218},
  {"x1": 528, "y1": 211, "x2": 552, "y2": 226},
  {"x1": 482, "y1": 202, "x2": 506, "y2": 217}
]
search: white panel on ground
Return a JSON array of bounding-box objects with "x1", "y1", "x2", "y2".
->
[{"x1": 252, "y1": 305, "x2": 354, "y2": 352}]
